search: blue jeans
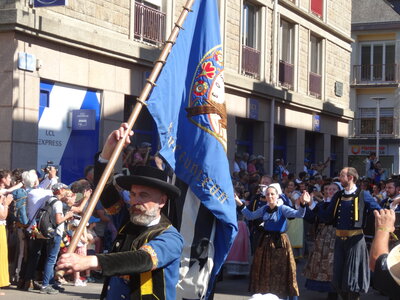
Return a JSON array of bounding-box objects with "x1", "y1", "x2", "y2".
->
[{"x1": 42, "y1": 234, "x2": 62, "y2": 287}]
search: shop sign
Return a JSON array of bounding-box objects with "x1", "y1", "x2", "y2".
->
[
  {"x1": 248, "y1": 98, "x2": 259, "y2": 120},
  {"x1": 72, "y1": 109, "x2": 96, "y2": 130},
  {"x1": 18, "y1": 53, "x2": 36, "y2": 72},
  {"x1": 349, "y1": 145, "x2": 387, "y2": 156},
  {"x1": 33, "y1": 0, "x2": 67, "y2": 7},
  {"x1": 313, "y1": 114, "x2": 320, "y2": 132}
]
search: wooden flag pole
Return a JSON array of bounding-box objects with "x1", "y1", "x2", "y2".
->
[{"x1": 56, "y1": 0, "x2": 195, "y2": 279}]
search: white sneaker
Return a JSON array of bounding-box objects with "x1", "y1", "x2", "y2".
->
[
  {"x1": 74, "y1": 279, "x2": 87, "y2": 287},
  {"x1": 58, "y1": 277, "x2": 68, "y2": 285}
]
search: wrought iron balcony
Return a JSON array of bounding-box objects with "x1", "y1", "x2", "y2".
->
[
  {"x1": 134, "y1": 2, "x2": 166, "y2": 46},
  {"x1": 309, "y1": 71, "x2": 322, "y2": 98},
  {"x1": 279, "y1": 60, "x2": 294, "y2": 89},
  {"x1": 352, "y1": 64, "x2": 399, "y2": 85},
  {"x1": 350, "y1": 117, "x2": 396, "y2": 138},
  {"x1": 241, "y1": 45, "x2": 260, "y2": 79}
]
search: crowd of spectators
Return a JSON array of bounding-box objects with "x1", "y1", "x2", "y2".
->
[
  {"x1": 0, "y1": 164, "x2": 112, "y2": 295},
  {"x1": 0, "y1": 140, "x2": 163, "y2": 296},
  {"x1": 0, "y1": 148, "x2": 399, "y2": 299},
  {"x1": 227, "y1": 152, "x2": 400, "y2": 299}
]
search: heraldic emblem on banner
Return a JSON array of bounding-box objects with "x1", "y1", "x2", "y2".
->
[{"x1": 186, "y1": 46, "x2": 227, "y2": 151}]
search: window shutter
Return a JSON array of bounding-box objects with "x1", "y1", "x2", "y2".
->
[{"x1": 311, "y1": 0, "x2": 323, "y2": 17}]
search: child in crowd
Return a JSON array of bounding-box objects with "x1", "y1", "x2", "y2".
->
[
  {"x1": 85, "y1": 217, "x2": 100, "y2": 283},
  {"x1": 71, "y1": 218, "x2": 88, "y2": 287}
]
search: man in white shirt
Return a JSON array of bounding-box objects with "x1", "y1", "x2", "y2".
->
[
  {"x1": 40, "y1": 184, "x2": 74, "y2": 294},
  {"x1": 39, "y1": 165, "x2": 59, "y2": 190},
  {"x1": 22, "y1": 170, "x2": 54, "y2": 228},
  {"x1": 21, "y1": 171, "x2": 64, "y2": 292}
]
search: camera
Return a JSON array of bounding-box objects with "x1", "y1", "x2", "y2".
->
[
  {"x1": 41, "y1": 161, "x2": 57, "y2": 174},
  {"x1": 40, "y1": 161, "x2": 61, "y2": 178}
]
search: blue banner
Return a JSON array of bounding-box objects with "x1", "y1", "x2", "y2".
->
[
  {"x1": 146, "y1": 0, "x2": 237, "y2": 298},
  {"x1": 34, "y1": 0, "x2": 67, "y2": 8}
]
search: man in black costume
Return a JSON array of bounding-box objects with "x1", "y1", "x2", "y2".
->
[{"x1": 57, "y1": 123, "x2": 183, "y2": 300}]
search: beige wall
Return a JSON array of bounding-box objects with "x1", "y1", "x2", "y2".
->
[
  {"x1": 327, "y1": 0, "x2": 352, "y2": 35},
  {"x1": 264, "y1": 7, "x2": 274, "y2": 83},
  {"x1": 298, "y1": 0, "x2": 352, "y2": 36},
  {"x1": 325, "y1": 40, "x2": 351, "y2": 104},
  {"x1": 0, "y1": 32, "x2": 17, "y2": 167},
  {"x1": 224, "y1": 0, "x2": 241, "y2": 74},
  {"x1": 298, "y1": 0, "x2": 310, "y2": 11},
  {"x1": 298, "y1": 25, "x2": 309, "y2": 95}
]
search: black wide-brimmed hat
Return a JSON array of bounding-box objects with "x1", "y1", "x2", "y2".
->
[{"x1": 116, "y1": 166, "x2": 181, "y2": 200}]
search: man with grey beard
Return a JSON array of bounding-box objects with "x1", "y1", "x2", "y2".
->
[{"x1": 57, "y1": 123, "x2": 183, "y2": 300}]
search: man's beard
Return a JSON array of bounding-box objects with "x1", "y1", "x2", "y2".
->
[{"x1": 129, "y1": 205, "x2": 159, "y2": 226}]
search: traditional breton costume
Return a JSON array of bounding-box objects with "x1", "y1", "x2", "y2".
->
[
  {"x1": 240, "y1": 201, "x2": 307, "y2": 299},
  {"x1": 224, "y1": 214, "x2": 250, "y2": 276},
  {"x1": 94, "y1": 157, "x2": 183, "y2": 300},
  {"x1": 247, "y1": 190, "x2": 293, "y2": 254},
  {"x1": 318, "y1": 185, "x2": 381, "y2": 298},
  {"x1": 303, "y1": 199, "x2": 336, "y2": 294},
  {"x1": 381, "y1": 196, "x2": 400, "y2": 211},
  {"x1": 286, "y1": 190, "x2": 304, "y2": 260},
  {"x1": 247, "y1": 194, "x2": 267, "y2": 254}
]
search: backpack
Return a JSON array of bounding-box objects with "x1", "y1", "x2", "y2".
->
[{"x1": 34, "y1": 198, "x2": 59, "y2": 239}]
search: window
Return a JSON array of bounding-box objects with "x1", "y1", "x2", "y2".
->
[
  {"x1": 236, "y1": 117, "x2": 254, "y2": 155},
  {"x1": 359, "y1": 108, "x2": 394, "y2": 135},
  {"x1": 241, "y1": 2, "x2": 260, "y2": 78},
  {"x1": 311, "y1": 0, "x2": 323, "y2": 18},
  {"x1": 242, "y1": 2, "x2": 257, "y2": 49},
  {"x1": 279, "y1": 19, "x2": 295, "y2": 88},
  {"x1": 309, "y1": 34, "x2": 322, "y2": 97},
  {"x1": 274, "y1": 125, "x2": 287, "y2": 163},
  {"x1": 39, "y1": 81, "x2": 52, "y2": 119},
  {"x1": 305, "y1": 131, "x2": 320, "y2": 164},
  {"x1": 134, "y1": 0, "x2": 166, "y2": 46},
  {"x1": 280, "y1": 19, "x2": 294, "y2": 64},
  {"x1": 359, "y1": 43, "x2": 395, "y2": 82}
]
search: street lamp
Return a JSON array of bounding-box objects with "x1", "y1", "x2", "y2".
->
[{"x1": 371, "y1": 97, "x2": 386, "y2": 161}]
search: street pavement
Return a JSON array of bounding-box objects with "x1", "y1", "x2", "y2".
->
[
  {"x1": 0, "y1": 260, "x2": 388, "y2": 299},
  {"x1": 213, "y1": 259, "x2": 387, "y2": 300}
]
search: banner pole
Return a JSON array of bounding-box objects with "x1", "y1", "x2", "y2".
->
[{"x1": 56, "y1": 0, "x2": 196, "y2": 279}]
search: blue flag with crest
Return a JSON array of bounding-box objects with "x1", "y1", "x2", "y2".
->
[{"x1": 146, "y1": 0, "x2": 237, "y2": 298}]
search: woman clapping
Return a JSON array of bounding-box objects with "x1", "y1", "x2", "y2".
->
[{"x1": 236, "y1": 185, "x2": 311, "y2": 300}]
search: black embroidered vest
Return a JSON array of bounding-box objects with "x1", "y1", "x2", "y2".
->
[
  {"x1": 332, "y1": 189, "x2": 365, "y2": 228},
  {"x1": 100, "y1": 214, "x2": 172, "y2": 300}
]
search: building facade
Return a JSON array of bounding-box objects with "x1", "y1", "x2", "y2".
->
[
  {"x1": 349, "y1": 0, "x2": 400, "y2": 177},
  {"x1": 0, "y1": 0, "x2": 352, "y2": 183}
]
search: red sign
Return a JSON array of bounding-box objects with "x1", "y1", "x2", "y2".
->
[{"x1": 349, "y1": 145, "x2": 386, "y2": 156}]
